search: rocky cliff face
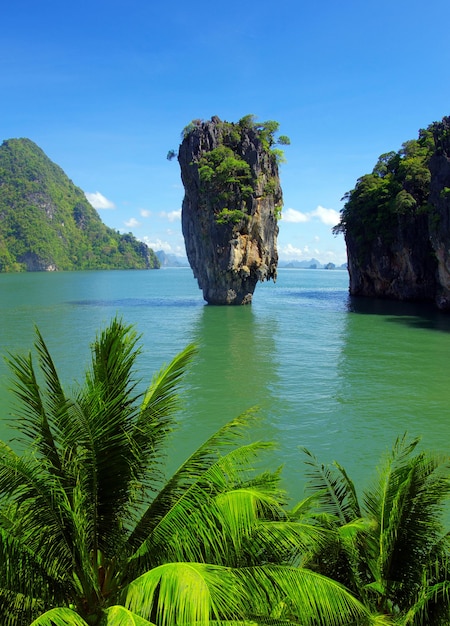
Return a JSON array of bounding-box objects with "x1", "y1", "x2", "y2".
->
[
  {"x1": 339, "y1": 116, "x2": 450, "y2": 310},
  {"x1": 345, "y1": 213, "x2": 437, "y2": 302},
  {"x1": 428, "y1": 117, "x2": 450, "y2": 309},
  {"x1": 178, "y1": 116, "x2": 282, "y2": 304}
]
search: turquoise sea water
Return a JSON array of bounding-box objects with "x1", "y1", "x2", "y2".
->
[{"x1": 1, "y1": 267, "x2": 449, "y2": 502}]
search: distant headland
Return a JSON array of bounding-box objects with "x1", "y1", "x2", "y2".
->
[{"x1": 0, "y1": 138, "x2": 159, "y2": 272}]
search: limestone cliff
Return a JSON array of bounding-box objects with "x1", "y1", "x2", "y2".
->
[
  {"x1": 178, "y1": 116, "x2": 284, "y2": 304},
  {"x1": 428, "y1": 117, "x2": 450, "y2": 309},
  {"x1": 336, "y1": 116, "x2": 450, "y2": 310}
]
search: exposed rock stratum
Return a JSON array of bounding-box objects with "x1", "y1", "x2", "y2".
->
[{"x1": 178, "y1": 116, "x2": 283, "y2": 304}]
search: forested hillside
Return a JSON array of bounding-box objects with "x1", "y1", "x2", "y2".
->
[{"x1": 0, "y1": 138, "x2": 159, "y2": 271}]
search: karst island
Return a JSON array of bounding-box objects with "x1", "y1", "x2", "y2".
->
[
  {"x1": 334, "y1": 115, "x2": 450, "y2": 311},
  {"x1": 176, "y1": 115, "x2": 289, "y2": 304}
]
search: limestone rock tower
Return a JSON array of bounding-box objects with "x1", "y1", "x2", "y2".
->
[{"x1": 178, "y1": 115, "x2": 285, "y2": 304}]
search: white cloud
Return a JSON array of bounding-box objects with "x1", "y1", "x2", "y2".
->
[
  {"x1": 142, "y1": 237, "x2": 177, "y2": 254},
  {"x1": 311, "y1": 205, "x2": 341, "y2": 226},
  {"x1": 282, "y1": 208, "x2": 310, "y2": 223},
  {"x1": 140, "y1": 209, "x2": 151, "y2": 217},
  {"x1": 85, "y1": 191, "x2": 115, "y2": 209},
  {"x1": 279, "y1": 242, "x2": 347, "y2": 265},
  {"x1": 279, "y1": 243, "x2": 311, "y2": 259},
  {"x1": 124, "y1": 217, "x2": 140, "y2": 228},
  {"x1": 160, "y1": 209, "x2": 181, "y2": 222},
  {"x1": 281, "y1": 205, "x2": 340, "y2": 226}
]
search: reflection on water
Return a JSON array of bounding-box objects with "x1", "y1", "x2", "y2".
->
[
  {"x1": 335, "y1": 294, "x2": 450, "y2": 489},
  {"x1": 165, "y1": 304, "x2": 280, "y2": 474},
  {"x1": 348, "y1": 295, "x2": 450, "y2": 333}
]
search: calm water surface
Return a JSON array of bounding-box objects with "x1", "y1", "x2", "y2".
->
[{"x1": 1, "y1": 268, "x2": 449, "y2": 502}]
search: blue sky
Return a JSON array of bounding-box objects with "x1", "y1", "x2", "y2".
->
[{"x1": 2, "y1": 0, "x2": 450, "y2": 265}]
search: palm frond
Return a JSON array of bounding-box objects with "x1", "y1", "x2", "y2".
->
[
  {"x1": 4, "y1": 349, "x2": 62, "y2": 476},
  {"x1": 252, "y1": 519, "x2": 334, "y2": 567},
  {"x1": 125, "y1": 443, "x2": 281, "y2": 578},
  {"x1": 78, "y1": 325, "x2": 195, "y2": 555},
  {"x1": 363, "y1": 438, "x2": 450, "y2": 603},
  {"x1": 290, "y1": 491, "x2": 324, "y2": 518},
  {"x1": 127, "y1": 409, "x2": 271, "y2": 553},
  {"x1": 102, "y1": 605, "x2": 156, "y2": 626},
  {"x1": 0, "y1": 518, "x2": 71, "y2": 624},
  {"x1": 128, "y1": 343, "x2": 198, "y2": 489},
  {"x1": 29, "y1": 607, "x2": 89, "y2": 626},
  {"x1": 0, "y1": 442, "x2": 74, "y2": 577},
  {"x1": 86, "y1": 317, "x2": 141, "y2": 405},
  {"x1": 234, "y1": 564, "x2": 378, "y2": 625},
  {"x1": 400, "y1": 578, "x2": 450, "y2": 625},
  {"x1": 123, "y1": 562, "x2": 244, "y2": 626},
  {"x1": 139, "y1": 342, "x2": 197, "y2": 428},
  {"x1": 32, "y1": 327, "x2": 71, "y2": 471},
  {"x1": 302, "y1": 447, "x2": 362, "y2": 522}
]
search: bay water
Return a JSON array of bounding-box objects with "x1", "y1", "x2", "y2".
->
[{"x1": 1, "y1": 267, "x2": 449, "y2": 504}]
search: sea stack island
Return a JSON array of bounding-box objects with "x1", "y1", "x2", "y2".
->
[{"x1": 177, "y1": 115, "x2": 288, "y2": 304}]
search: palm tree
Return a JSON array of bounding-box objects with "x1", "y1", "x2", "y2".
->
[
  {"x1": 0, "y1": 318, "x2": 380, "y2": 626},
  {"x1": 301, "y1": 436, "x2": 450, "y2": 624}
]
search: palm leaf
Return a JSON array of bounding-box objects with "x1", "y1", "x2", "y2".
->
[
  {"x1": 302, "y1": 447, "x2": 362, "y2": 523},
  {"x1": 102, "y1": 605, "x2": 156, "y2": 626},
  {"x1": 4, "y1": 349, "x2": 62, "y2": 475},
  {"x1": 126, "y1": 410, "x2": 271, "y2": 553},
  {"x1": 29, "y1": 607, "x2": 89, "y2": 626},
  {"x1": 123, "y1": 562, "x2": 243, "y2": 626},
  {"x1": 400, "y1": 578, "x2": 450, "y2": 625},
  {"x1": 252, "y1": 519, "x2": 334, "y2": 568},
  {"x1": 125, "y1": 442, "x2": 281, "y2": 579},
  {"x1": 364, "y1": 438, "x2": 450, "y2": 595},
  {"x1": 0, "y1": 442, "x2": 73, "y2": 575},
  {"x1": 128, "y1": 342, "x2": 198, "y2": 492},
  {"x1": 78, "y1": 324, "x2": 195, "y2": 554},
  {"x1": 78, "y1": 319, "x2": 142, "y2": 526},
  {"x1": 234, "y1": 564, "x2": 379, "y2": 625},
  {"x1": 0, "y1": 518, "x2": 70, "y2": 623},
  {"x1": 32, "y1": 327, "x2": 70, "y2": 472}
]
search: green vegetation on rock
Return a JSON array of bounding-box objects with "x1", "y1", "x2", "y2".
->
[
  {"x1": 198, "y1": 144, "x2": 254, "y2": 214},
  {"x1": 187, "y1": 115, "x2": 289, "y2": 224},
  {"x1": 333, "y1": 127, "x2": 435, "y2": 252},
  {"x1": 0, "y1": 138, "x2": 159, "y2": 272}
]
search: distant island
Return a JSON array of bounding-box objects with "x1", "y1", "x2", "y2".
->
[
  {"x1": 278, "y1": 259, "x2": 347, "y2": 270},
  {"x1": 0, "y1": 138, "x2": 159, "y2": 272},
  {"x1": 334, "y1": 114, "x2": 450, "y2": 310},
  {"x1": 156, "y1": 253, "x2": 347, "y2": 271}
]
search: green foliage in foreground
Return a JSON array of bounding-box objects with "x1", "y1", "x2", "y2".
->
[
  {"x1": 0, "y1": 319, "x2": 377, "y2": 626},
  {"x1": 300, "y1": 436, "x2": 450, "y2": 624},
  {"x1": 1, "y1": 318, "x2": 450, "y2": 625},
  {"x1": 0, "y1": 139, "x2": 159, "y2": 272}
]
